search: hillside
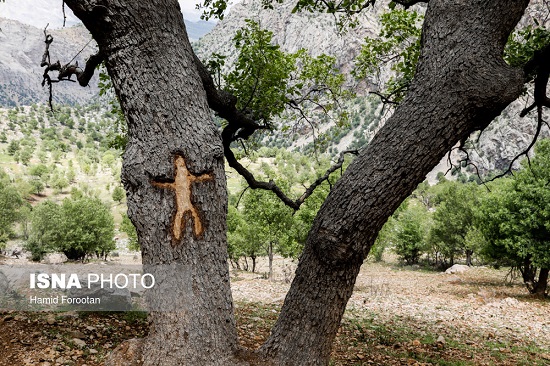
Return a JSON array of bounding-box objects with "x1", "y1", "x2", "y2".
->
[
  {"x1": 195, "y1": 0, "x2": 550, "y2": 176},
  {"x1": 0, "y1": 18, "x2": 99, "y2": 106},
  {"x1": 0, "y1": 0, "x2": 548, "y2": 176},
  {"x1": 0, "y1": 13, "x2": 213, "y2": 107}
]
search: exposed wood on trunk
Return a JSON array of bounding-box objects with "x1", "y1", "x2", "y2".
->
[{"x1": 64, "y1": 1, "x2": 240, "y2": 365}]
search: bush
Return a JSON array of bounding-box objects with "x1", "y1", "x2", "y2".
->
[{"x1": 26, "y1": 197, "x2": 115, "y2": 261}]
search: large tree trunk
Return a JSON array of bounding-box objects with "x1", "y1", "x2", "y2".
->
[
  {"x1": 65, "y1": 0, "x2": 531, "y2": 365},
  {"x1": 261, "y1": 0, "x2": 528, "y2": 364},
  {"x1": 64, "y1": 1, "x2": 239, "y2": 365}
]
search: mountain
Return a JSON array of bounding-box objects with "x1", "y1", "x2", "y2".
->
[
  {"x1": 0, "y1": 18, "x2": 99, "y2": 106},
  {"x1": 195, "y1": 0, "x2": 550, "y2": 177},
  {"x1": 185, "y1": 20, "x2": 216, "y2": 42},
  {"x1": 194, "y1": 0, "x2": 383, "y2": 79},
  {"x1": 0, "y1": 16, "x2": 214, "y2": 107}
]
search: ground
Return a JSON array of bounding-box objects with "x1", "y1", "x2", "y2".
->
[{"x1": 0, "y1": 255, "x2": 548, "y2": 366}]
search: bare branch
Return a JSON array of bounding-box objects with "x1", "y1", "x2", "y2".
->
[
  {"x1": 40, "y1": 27, "x2": 104, "y2": 109},
  {"x1": 485, "y1": 106, "x2": 546, "y2": 182},
  {"x1": 192, "y1": 53, "x2": 358, "y2": 210}
]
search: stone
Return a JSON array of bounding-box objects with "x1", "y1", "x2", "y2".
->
[
  {"x1": 72, "y1": 338, "x2": 86, "y2": 348},
  {"x1": 445, "y1": 275, "x2": 463, "y2": 284},
  {"x1": 445, "y1": 264, "x2": 470, "y2": 274},
  {"x1": 70, "y1": 330, "x2": 86, "y2": 339},
  {"x1": 67, "y1": 280, "x2": 132, "y2": 311}
]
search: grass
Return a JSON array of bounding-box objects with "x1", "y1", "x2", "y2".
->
[{"x1": 232, "y1": 302, "x2": 550, "y2": 365}]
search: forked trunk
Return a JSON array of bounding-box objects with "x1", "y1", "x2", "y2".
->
[{"x1": 65, "y1": 0, "x2": 530, "y2": 365}]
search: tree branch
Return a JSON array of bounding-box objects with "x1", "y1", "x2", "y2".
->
[
  {"x1": 393, "y1": 0, "x2": 428, "y2": 8},
  {"x1": 192, "y1": 53, "x2": 358, "y2": 210},
  {"x1": 40, "y1": 27, "x2": 104, "y2": 109}
]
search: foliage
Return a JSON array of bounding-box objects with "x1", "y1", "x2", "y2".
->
[
  {"x1": 26, "y1": 197, "x2": 115, "y2": 261},
  {"x1": 227, "y1": 149, "x2": 339, "y2": 270},
  {"x1": 112, "y1": 185, "x2": 125, "y2": 203},
  {"x1": 393, "y1": 200, "x2": 430, "y2": 265},
  {"x1": 207, "y1": 19, "x2": 350, "y2": 148},
  {"x1": 0, "y1": 169, "x2": 25, "y2": 248},
  {"x1": 504, "y1": 26, "x2": 550, "y2": 72},
  {"x1": 353, "y1": 8, "x2": 423, "y2": 102},
  {"x1": 428, "y1": 182, "x2": 480, "y2": 266},
  {"x1": 477, "y1": 139, "x2": 550, "y2": 294}
]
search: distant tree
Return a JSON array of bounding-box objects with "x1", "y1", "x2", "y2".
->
[
  {"x1": 29, "y1": 179, "x2": 45, "y2": 195},
  {"x1": 52, "y1": 175, "x2": 69, "y2": 193},
  {"x1": 28, "y1": 164, "x2": 49, "y2": 180},
  {"x1": 478, "y1": 139, "x2": 550, "y2": 296},
  {"x1": 393, "y1": 200, "x2": 430, "y2": 265},
  {"x1": 26, "y1": 197, "x2": 115, "y2": 261},
  {"x1": 0, "y1": 170, "x2": 24, "y2": 248},
  {"x1": 19, "y1": 148, "x2": 32, "y2": 165},
  {"x1": 112, "y1": 185, "x2": 125, "y2": 203},
  {"x1": 428, "y1": 182, "x2": 480, "y2": 266},
  {"x1": 6, "y1": 140, "x2": 19, "y2": 156}
]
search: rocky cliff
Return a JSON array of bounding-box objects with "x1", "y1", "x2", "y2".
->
[
  {"x1": 0, "y1": 18, "x2": 99, "y2": 106},
  {"x1": 196, "y1": 0, "x2": 550, "y2": 176}
]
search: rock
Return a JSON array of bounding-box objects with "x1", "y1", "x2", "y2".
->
[
  {"x1": 88, "y1": 349, "x2": 98, "y2": 354},
  {"x1": 69, "y1": 330, "x2": 86, "y2": 339},
  {"x1": 445, "y1": 275, "x2": 463, "y2": 284},
  {"x1": 72, "y1": 338, "x2": 86, "y2": 348},
  {"x1": 502, "y1": 297, "x2": 519, "y2": 306},
  {"x1": 445, "y1": 264, "x2": 470, "y2": 274},
  {"x1": 46, "y1": 315, "x2": 56, "y2": 325},
  {"x1": 67, "y1": 280, "x2": 132, "y2": 311},
  {"x1": 436, "y1": 335, "x2": 446, "y2": 345}
]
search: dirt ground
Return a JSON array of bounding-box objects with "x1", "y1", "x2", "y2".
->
[{"x1": 0, "y1": 255, "x2": 548, "y2": 365}]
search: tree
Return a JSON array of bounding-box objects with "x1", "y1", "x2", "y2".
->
[
  {"x1": 393, "y1": 200, "x2": 430, "y2": 265},
  {"x1": 112, "y1": 185, "x2": 125, "y2": 203},
  {"x1": 231, "y1": 187, "x2": 299, "y2": 277},
  {"x1": 0, "y1": 169, "x2": 24, "y2": 248},
  {"x1": 478, "y1": 139, "x2": 550, "y2": 296},
  {"x1": 58, "y1": 0, "x2": 548, "y2": 364},
  {"x1": 428, "y1": 182, "x2": 480, "y2": 267},
  {"x1": 26, "y1": 197, "x2": 115, "y2": 261}
]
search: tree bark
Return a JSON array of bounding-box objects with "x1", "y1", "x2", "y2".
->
[
  {"x1": 466, "y1": 250, "x2": 473, "y2": 266},
  {"x1": 534, "y1": 268, "x2": 549, "y2": 296},
  {"x1": 64, "y1": 1, "x2": 239, "y2": 365},
  {"x1": 63, "y1": 0, "x2": 532, "y2": 365},
  {"x1": 261, "y1": 0, "x2": 528, "y2": 364}
]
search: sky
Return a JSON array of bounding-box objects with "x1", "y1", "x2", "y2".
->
[{"x1": 0, "y1": 0, "x2": 239, "y2": 28}]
